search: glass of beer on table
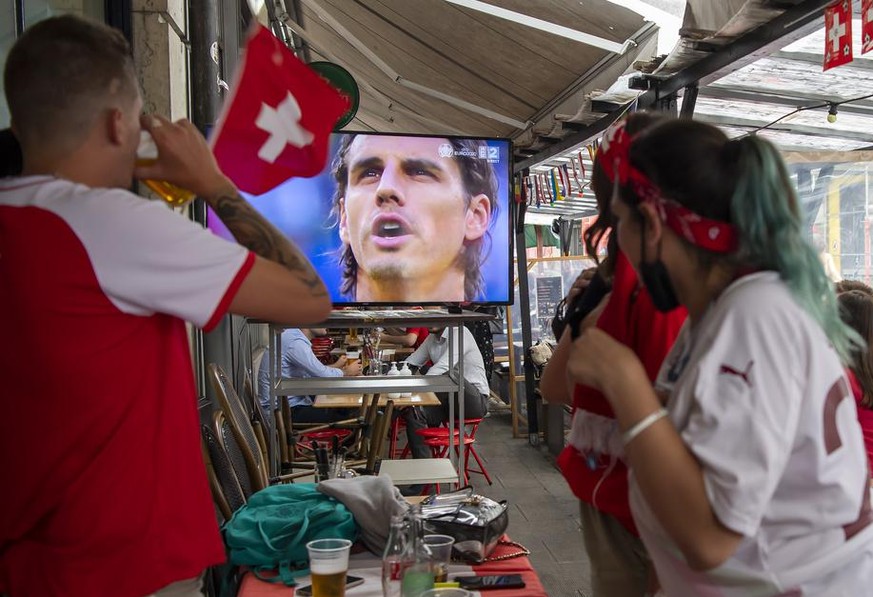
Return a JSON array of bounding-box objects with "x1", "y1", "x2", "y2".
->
[
  {"x1": 422, "y1": 534, "x2": 455, "y2": 583},
  {"x1": 306, "y1": 538, "x2": 352, "y2": 597}
]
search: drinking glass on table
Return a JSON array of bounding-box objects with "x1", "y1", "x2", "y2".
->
[
  {"x1": 422, "y1": 535, "x2": 455, "y2": 583},
  {"x1": 306, "y1": 538, "x2": 352, "y2": 597}
]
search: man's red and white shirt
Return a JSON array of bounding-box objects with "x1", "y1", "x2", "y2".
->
[
  {"x1": 637, "y1": 272, "x2": 873, "y2": 595},
  {"x1": 0, "y1": 176, "x2": 254, "y2": 597}
]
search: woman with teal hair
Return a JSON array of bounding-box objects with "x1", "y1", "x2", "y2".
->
[{"x1": 566, "y1": 117, "x2": 873, "y2": 595}]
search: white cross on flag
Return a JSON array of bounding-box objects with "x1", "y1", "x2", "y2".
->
[
  {"x1": 824, "y1": 0, "x2": 854, "y2": 71},
  {"x1": 211, "y1": 24, "x2": 350, "y2": 195},
  {"x1": 863, "y1": 0, "x2": 873, "y2": 54}
]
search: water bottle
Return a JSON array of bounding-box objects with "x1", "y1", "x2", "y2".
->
[
  {"x1": 387, "y1": 362, "x2": 401, "y2": 399},
  {"x1": 382, "y1": 513, "x2": 408, "y2": 597},
  {"x1": 399, "y1": 361, "x2": 413, "y2": 397},
  {"x1": 400, "y1": 506, "x2": 435, "y2": 596}
]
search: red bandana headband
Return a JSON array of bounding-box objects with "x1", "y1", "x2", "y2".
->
[{"x1": 598, "y1": 119, "x2": 738, "y2": 254}]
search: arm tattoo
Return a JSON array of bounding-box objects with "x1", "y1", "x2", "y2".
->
[{"x1": 210, "y1": 191, "x2": 326, "y2": 296}]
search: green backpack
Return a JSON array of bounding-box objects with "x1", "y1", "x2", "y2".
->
[{"x1": 222, "y1": 483, "x2": 358, "y2": 585}]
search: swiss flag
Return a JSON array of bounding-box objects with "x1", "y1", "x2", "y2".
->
[
  {"x1": 211, "y1": 24, "x2": 350, "y2": 195},
  {"x1": 863, "y1": 0, "x2": 873, "y2": 54},
  {"x1": 824, "y1": 0, "x2": 853, "y2": 71}
]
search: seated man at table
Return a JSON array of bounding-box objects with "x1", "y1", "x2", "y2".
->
[
  {"x1": 380, "y1": 326, "x2": 429, "y2": 349},
  {"x1": 403, "y1": 326, "x2": 490, "y2": 458},
  {"x1": 257, "y1": 328, "x2": 362, "y2": 424}
]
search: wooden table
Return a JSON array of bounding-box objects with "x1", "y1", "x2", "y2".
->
[{"x1": 313, "y1": 392, "x2": 441, "y2": 408}]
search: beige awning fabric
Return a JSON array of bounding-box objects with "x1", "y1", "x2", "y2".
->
[{"x1": 262, "y1": 0, "x2": 660, "y2": 162}]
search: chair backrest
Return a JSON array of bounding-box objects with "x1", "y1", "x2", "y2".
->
[
  {"x1": 214, "y1": 410, "x2": 260, "y2": 497},
  {"x1": 210, "y1": 363, "x2": 269, "y2": 490},
  {"x1": 366, "y1": 399, "x2": 394, "y2": 474},
  {"x1": 201, "y1": 424, "x2": 247, "y2": 519}
]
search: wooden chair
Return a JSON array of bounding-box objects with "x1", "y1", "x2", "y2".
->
[
  {"x1": 209, "y1": 363, "x2": 269, "y2": 491},
  {"x1": 213, "y1": 410, "x2": 259, "y2": 497},
  {"x1": 201, "y1": 423, "x2": 247, "y2": 519}
]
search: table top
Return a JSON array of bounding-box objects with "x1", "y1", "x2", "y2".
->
[
  {"x1": 313, "y1": 392, "x2": 441, "y2": 408},
  {"x1": 378, "y1": 458, "x2": 458, "y2": 485},
  {"x1": 237, "y1": 535, "x2": 547, "y2": 597}
]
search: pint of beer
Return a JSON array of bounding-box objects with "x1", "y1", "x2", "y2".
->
[
  {"x1": 136, "y1": 130, "x2": 196, "y2": 207},
  {"x1": 306, "y1": 538, "x2": 352, "y2": 597}
]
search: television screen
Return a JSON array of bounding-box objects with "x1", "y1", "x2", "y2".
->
[{"x1": 208, "y1": 132, "x2": 513, "y2": 306}]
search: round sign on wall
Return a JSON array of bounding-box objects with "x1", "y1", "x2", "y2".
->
[{"x1": 308, "y1": 61, "x2": 359, "y2": 129}]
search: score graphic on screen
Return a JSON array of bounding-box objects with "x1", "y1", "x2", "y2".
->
[{"x1": 209, "y1": 132, "x2": 513, "y2": 307}]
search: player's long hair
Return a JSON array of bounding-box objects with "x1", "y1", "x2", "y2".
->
[{"x1": 329, "y1": 135, "x2": 498, "y2": 301}]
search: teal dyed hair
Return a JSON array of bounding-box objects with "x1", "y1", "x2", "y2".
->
[
  {"x1": 624, "y1": 119, "x2": 860, "y2": 363},
  {"x1": 727, "y1": 135, "x2": 860, "y2": 363}
]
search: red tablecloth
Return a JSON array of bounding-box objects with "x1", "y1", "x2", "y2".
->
[{"x1": 237, "y1": 535, "x2": 546, "y2": 597}]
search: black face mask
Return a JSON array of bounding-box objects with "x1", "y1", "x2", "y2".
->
[{"x1": 638, "y1": 216, "x2": 680, "y2": 313}]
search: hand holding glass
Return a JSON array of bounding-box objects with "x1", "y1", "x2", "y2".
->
[{"x1": 136, "y1": 130, "x2": 196, "y2": 207}]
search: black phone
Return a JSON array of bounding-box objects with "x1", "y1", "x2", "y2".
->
[
  {"x1": 455, "y1": 574, "x2": 526, "y2": 590},
  {"x1": 296, "y1": 575, "x2": 364, "y2": 596}
]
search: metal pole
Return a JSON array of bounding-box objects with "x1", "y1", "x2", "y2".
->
[
  {"x1": 514, "y1": 179, "x2": 539, "y2": 444},
  {"x1": 189, "y1": 0, "x2": 233, "y2": 399}
]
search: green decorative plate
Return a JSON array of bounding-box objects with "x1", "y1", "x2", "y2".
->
[{"x1": 309, "y1": 61, "x2": 360, "y2": 129}]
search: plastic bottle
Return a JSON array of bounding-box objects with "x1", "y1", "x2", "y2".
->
[
  {"x1": 382, "y1": 513, "x2": 408, "y2": 597},
  {"x1": 400, "y1": 506, "x2": 435, "y2": 597},
  {"x1": 399, "y1": 361, "x2": 413, "y2": 397},
  {"x1": 387, "y1": 362, "x2": 401, "y2": 399}
]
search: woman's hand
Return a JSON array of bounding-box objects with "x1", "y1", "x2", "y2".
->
[
  {"x1": 566, "y1": 328, "x2": 648, "y2": 398},
  {"x1": 566, "y1": 267, "x2": 598, "y2": 305}
]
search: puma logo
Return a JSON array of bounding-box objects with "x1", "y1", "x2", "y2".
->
[{"x1": 719, "y1": 360, "x2": 754, "y2": 388}]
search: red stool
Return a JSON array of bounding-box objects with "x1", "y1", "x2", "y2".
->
[
  {"x1": 417, "y1": 419, "x2": 492, "y2": 486},
  {"x1": 296, "y1": 429, "x2": 352, "y2": 459},
  {"x1": 398, "y1": 424, "x2": 460, "y2": 460}
]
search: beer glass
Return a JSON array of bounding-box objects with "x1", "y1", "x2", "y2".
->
[
  {"x1": 422, "y1": 534, "x2": 455, "y2": 583},
  {"x1": 306, "y1": 538, "x2": 352, "y2": 597},
  {"x1": 136, "y1": 130, "x2": 196, "y2": 207}
]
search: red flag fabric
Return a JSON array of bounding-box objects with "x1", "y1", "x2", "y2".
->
[
  {"x1": 824, "y1": 0, "x2": 853, "y2": 71},
  {"x1": 211, "y1": 24, "x2": 350, "y2": 195},
  {"x1": 863, "y1": 0, "x2": 873, "y2": 54}
]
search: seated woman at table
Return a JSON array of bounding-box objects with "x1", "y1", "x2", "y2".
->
[
  {"x1": 380, "y1": 326, "x2": 429, "y2": 349},
  {"x1": 257, "y1": 328, "x2": 362, "y2": 424},
  {"x1": 402, "y1": 326, "x2": 490, "y2": 459}
]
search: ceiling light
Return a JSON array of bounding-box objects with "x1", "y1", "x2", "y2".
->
[{"x1": 827, "y1": 103, "x2": 838, "y2": 124}]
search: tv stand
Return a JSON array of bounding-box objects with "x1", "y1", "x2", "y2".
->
[{"x1": 258, "y1": 308, "x2": 493, "y2": 483}]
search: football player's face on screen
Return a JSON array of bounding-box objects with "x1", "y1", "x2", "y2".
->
[{"x1": 338, "y1": 136, "x2": 489, "y2": 295}]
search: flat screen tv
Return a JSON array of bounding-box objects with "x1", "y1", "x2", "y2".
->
[{"x1": 208, "y1": 131, "x2": 513, "y2": 306}]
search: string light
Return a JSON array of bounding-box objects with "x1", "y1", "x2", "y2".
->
[{"x1": 744, "y1": 91, "x2": 873, "y2": 136}]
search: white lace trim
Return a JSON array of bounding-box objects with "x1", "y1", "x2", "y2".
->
[{"x1": 568, "y1": 410, "x2": 625, "y2": 461}]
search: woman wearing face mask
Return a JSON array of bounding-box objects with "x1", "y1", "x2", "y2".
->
[
  {"x1": 541, "y1": 112, "x2": 687, "y2": 596},
  {"x1": 567, "y1": 117, "x2": 873, "y2": 595}
]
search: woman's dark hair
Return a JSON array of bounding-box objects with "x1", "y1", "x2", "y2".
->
[
  {"x1": 583, "y1": 111, "x2": 666, "y2": 280},
  {"x1": 839, "y1": 290, "x2": 873, "y2": 408},
  {"x1": 620, "y1": 118, "x2": 859, "y2": 362},
  {"x1": 836, "y1": 279, "x2": 873, "y2": 296}
]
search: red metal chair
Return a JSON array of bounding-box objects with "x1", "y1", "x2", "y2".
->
[{"x1": 417, "y1": 419, "x2": 492, "y2": 486}]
